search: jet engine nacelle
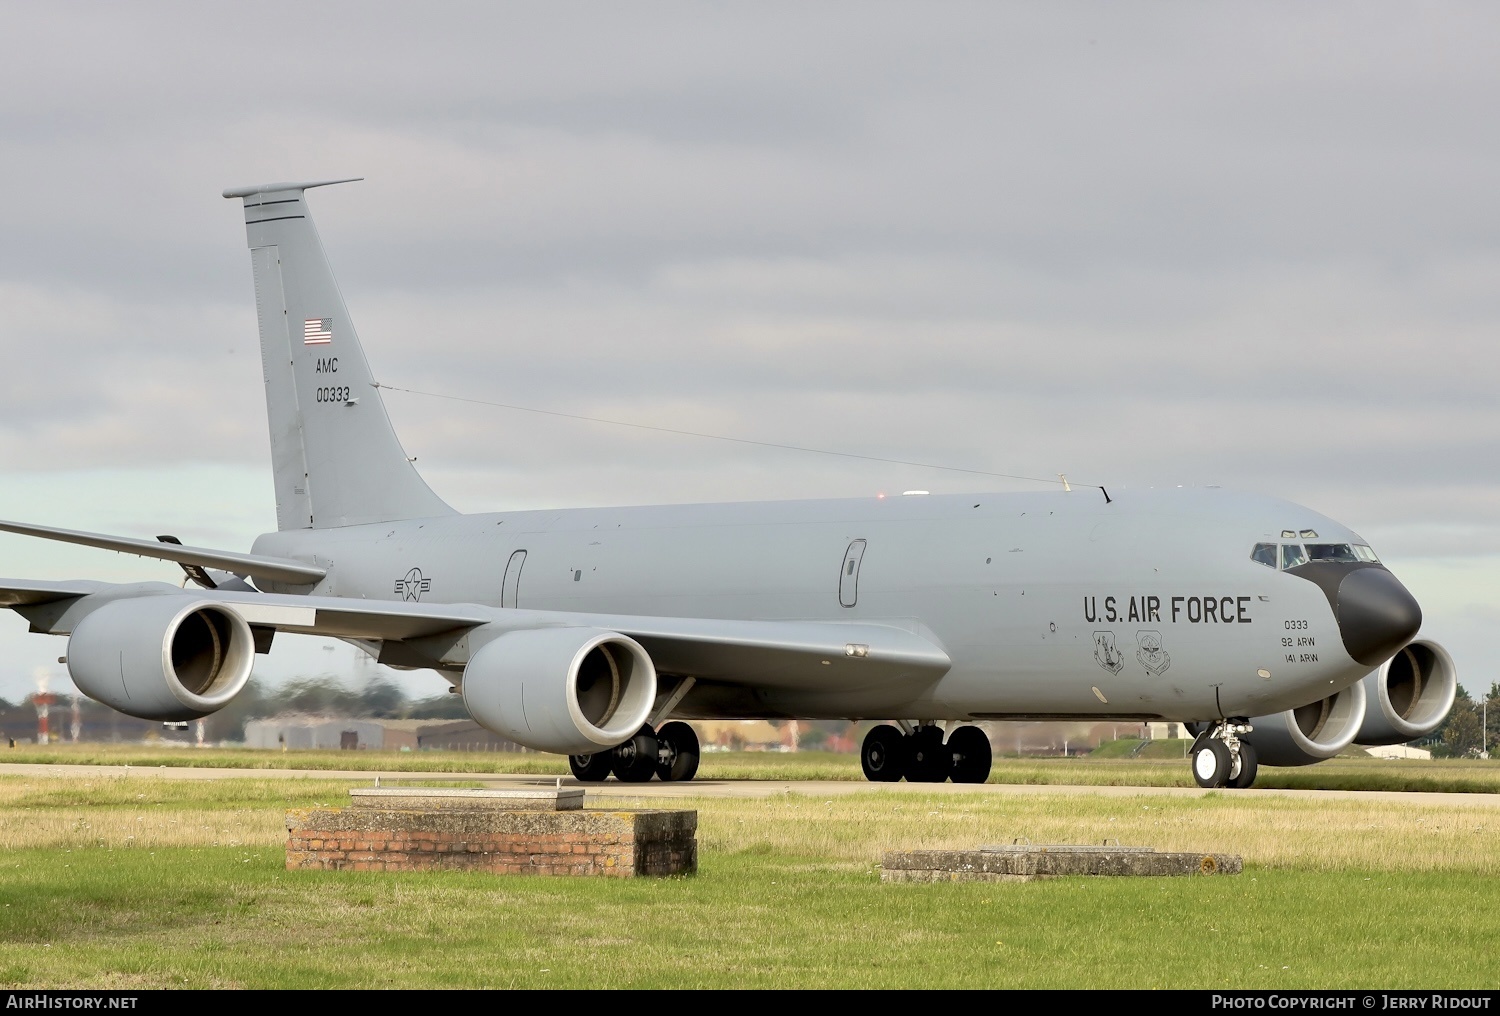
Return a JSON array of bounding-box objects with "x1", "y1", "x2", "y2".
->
[
  {"x1": 1242, "y1": 680, "x2": 1368, "y2": 767},
  {"x1": 461, "y1": 626, "x2": 657, "y2": 755},
  {"x1": 67, "y1": 596, "x2": 255, "y2": 721},
  {"x1": 1355, "y1": 639, "x2": 1457, "y2": 746}
]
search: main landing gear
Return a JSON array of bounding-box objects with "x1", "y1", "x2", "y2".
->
[
  {"x1": 860, "y1": 723, "x2": 992, "y2": 784},
  {"x1": 1189, "y1": 720, "x2": 1258, "y2": 789},
  {"x1": 568, "y1": 721, "x2": 702, "y2": 783}
]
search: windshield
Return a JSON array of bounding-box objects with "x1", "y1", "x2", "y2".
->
[
  {"x1": 1306, "y1": 543, "x2": 1358, "y2": 563},
  {"x1": 1253, "y1": 541, "x2": 1381, "y2": 570},
  {"x1": 1306, "y1": 543, "x2": 1365, "y2": 564}
]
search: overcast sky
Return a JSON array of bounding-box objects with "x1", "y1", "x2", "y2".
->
[{"x1": 0, "y1": 2, "x2": 1496, "y2": 704}]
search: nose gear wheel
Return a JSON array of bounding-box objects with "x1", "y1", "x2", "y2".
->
[{"x1": 1189, "y1": 720, "x2": 1256, "y2": 789}]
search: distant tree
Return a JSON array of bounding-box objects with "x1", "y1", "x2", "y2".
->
[
  {"x1": 270, "y1": 675, "x2": 404, "y2": 717},
  {"x1": 403, "y1": 692, "x2": 470, "y2": 720},
  {"x1": 1436, "y1": 702, "x2": 1483, "y2": 758},
  {"x1": 797, "y1": 727, "x2": 829, "y2": 749},
  {"x1": 358, "y1": 678, "x2": 407, "y2": 718},
  {"x1": 200, "y1": 678, "x2": 274, "y2": 743},
  {"x1": 200, "y1": 674, "x2": 417, "y2": 742},
  {"x1": 1484, "y1": 684, "x2": 1500, "y2": 757}
]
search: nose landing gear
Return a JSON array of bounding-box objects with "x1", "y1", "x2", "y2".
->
[
  {"x1": 1189, "y1": 720, "x2": 1258, "y2": 789},
  {"x1": 859, "y1": 722, "x2": 993, "y2": 784}
]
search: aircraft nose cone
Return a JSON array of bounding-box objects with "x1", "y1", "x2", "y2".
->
[{"x1": 1337, "y1": 568, "x2": 1422, "y2": 667}]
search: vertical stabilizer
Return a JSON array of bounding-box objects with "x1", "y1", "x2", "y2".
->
[{"x1": 225, "y1": 180, "x2": 453, "y2": 529}]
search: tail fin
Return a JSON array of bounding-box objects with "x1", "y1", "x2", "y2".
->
[{"x1": 224, "y1": 180, "x2": 453, "y2": 530}]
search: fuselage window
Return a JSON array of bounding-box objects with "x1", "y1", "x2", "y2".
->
[
  {"x1": 1306, "y1": 543, "x2": 1360, "y2": 564},
  {"x1": 1280, "y1": 544, "x2": 1308, "y2": 569},
  {"x1": 1251, "y1": 543, "x2": 1278, "y2": 568}
]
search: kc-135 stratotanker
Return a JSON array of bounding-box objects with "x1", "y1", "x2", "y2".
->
[{"x1": 0, "y1": 180, "x2": 1457, "y2": 788}]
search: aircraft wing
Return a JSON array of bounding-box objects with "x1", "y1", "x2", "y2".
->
[
  {"x1": 585, "y1": 613, "x2": 951, "y2": 689},
  {"x1": 0, "y1": 578, "x2": 113, "y2": 608},
  {"x1": 2, "y1": 579, "x2": 950, "y2": 690},
  {"x1": 0, "y1": 519, "x2": 326, "y2": 586}
]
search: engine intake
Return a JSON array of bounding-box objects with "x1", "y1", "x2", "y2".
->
[
  {"x1": 461, "y1": 627, "x2": 657, "y2": 755},
  {"x1": 67, "y1": 595, "x2": 255, "y2": 720},
  {"x1": 1356, "y1": 639, "x2": 1457, "y2": 746},
  {"x1": 1242, "y1": 680, "x2": 1367, "y2": 767}
]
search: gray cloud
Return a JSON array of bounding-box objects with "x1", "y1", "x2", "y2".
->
[{"x1": 1, "y1": 2, "x2": 1497, "y2": 695}]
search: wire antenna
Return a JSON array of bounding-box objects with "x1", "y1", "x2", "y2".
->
[{"x1": 373, "y1": 381, "x2": 1109, "y2": 494}]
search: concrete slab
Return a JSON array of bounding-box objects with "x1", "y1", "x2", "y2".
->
[
  {"x1": 349, "y1": 786, "x2": 585, "y2": 811},
  {"x1": 882, "y1": 845, "x2": 1242, "y2": 882}
]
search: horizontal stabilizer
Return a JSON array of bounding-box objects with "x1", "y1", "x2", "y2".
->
[
  {"x1": 0, "y1": 520, "x2": 326, "y2": 586},
  {"x1": 222, "y1": 178, "x2": 362, "y2": 199}
]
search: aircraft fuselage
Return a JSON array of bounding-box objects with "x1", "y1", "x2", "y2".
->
[{"x1": 253, "y1": 485, "x2": 1368, "y2": 722}]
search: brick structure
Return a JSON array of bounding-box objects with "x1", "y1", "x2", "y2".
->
[
  {"x1": 882, "y1": 845, "x2": 1241, "y2": 883},
  {"x1": 286, "y1": 790, "x2": 696, "y2": 877}
]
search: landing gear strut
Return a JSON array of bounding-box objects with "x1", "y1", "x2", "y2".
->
[
  {"x1": 1189, "y1": 720, "x2": 1257, "y2": 789},
  {"x1": 859, "y1": 723, "x2": 992, "y2": 784}
]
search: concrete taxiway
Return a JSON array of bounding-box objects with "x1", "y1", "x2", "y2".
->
[{"x1": 2, "y1": 762, "x2": 1498, "y2": 807}]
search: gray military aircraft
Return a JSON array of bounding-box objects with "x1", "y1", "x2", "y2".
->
[{"x1": 0, "y1": 180, "x2": 1458, "y2": 788}]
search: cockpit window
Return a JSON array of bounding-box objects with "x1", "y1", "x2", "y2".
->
[
  {"x1": 1254, "y1": 541, "x2": 1380, "y2": 570},
  {"x1": 1306, "y1": 543, "x2": 1361, "y2": 564}
]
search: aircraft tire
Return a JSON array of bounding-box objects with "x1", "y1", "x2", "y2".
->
[
  {"x1": 1191, "y1": 737, "x2": 1232, "y2": 789},
  {"x1": 1227, "y1": 739, "x2": 1259, "y2": 789},
  {"x1": 570, "y1": 752, "x2": 613, "y2": 782},
  {"x1": 1188, "y1": 729, "x2": 1209, "y2": 756},
  {"x1": 947, "y1": 725, "x2": 992, "y2": 784},
  {"x1": 612, "y1": 725, "x2": 660, "y2": 782},
  {"x1": 905, "y1": 726, "x2": 950, "y2": 783},
  {"x1": 861, "y1": 724, "x2": 908, "y2": 782},
  {"x1": 656, "y1": 721, "x2": 701, "y2": 782}
]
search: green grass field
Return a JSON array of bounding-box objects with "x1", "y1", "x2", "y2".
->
[
  {"x1": 0, "y1": 772, "x2": 1498, "y2": 987},
  {"x1": 7, "y1": 741, "x2": 1499, "y2": 794}
]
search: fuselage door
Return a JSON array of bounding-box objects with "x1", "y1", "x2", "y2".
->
[
  {"x1": 839, "y1": 539, "x2": 867, "y2": 608},
  {"x1": 502, "y1": 549, "x2": 527, "y2": 608}
]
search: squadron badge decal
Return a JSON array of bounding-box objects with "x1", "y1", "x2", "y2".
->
[
  {"x1": 1093, "y1": 631, "x2": 1124, "y2": 675},
  {"x1": 1136, "y1": 630, "x2": 1172, "y2": 676}
]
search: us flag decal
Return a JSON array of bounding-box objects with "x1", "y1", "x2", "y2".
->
[{"x1": 303, "y1": 318, "x2": 333, "y2": 345}]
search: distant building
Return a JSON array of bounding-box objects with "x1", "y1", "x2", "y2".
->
[
  {"x1": 243, "y1": 715, "x2": 530, "y2": 752},
  {"x1": 1, "y1": 695, "x2": 193, "y2": 747},
  {"x1": 693, "y1": 720, "x2": 794, "y2": 751},
  {"x1": 1148, "y1": 721, "x2": 1189, "y2": 740},
  {"x1": 1364, "y1": 744, "x2": 1432, "y2": 760},
  {"x1": 413, "y1": 720, "x2": 527, "y2": 752},
  {"x1": 245, "y1": 716, "x2": 391, "y2": 750}
]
